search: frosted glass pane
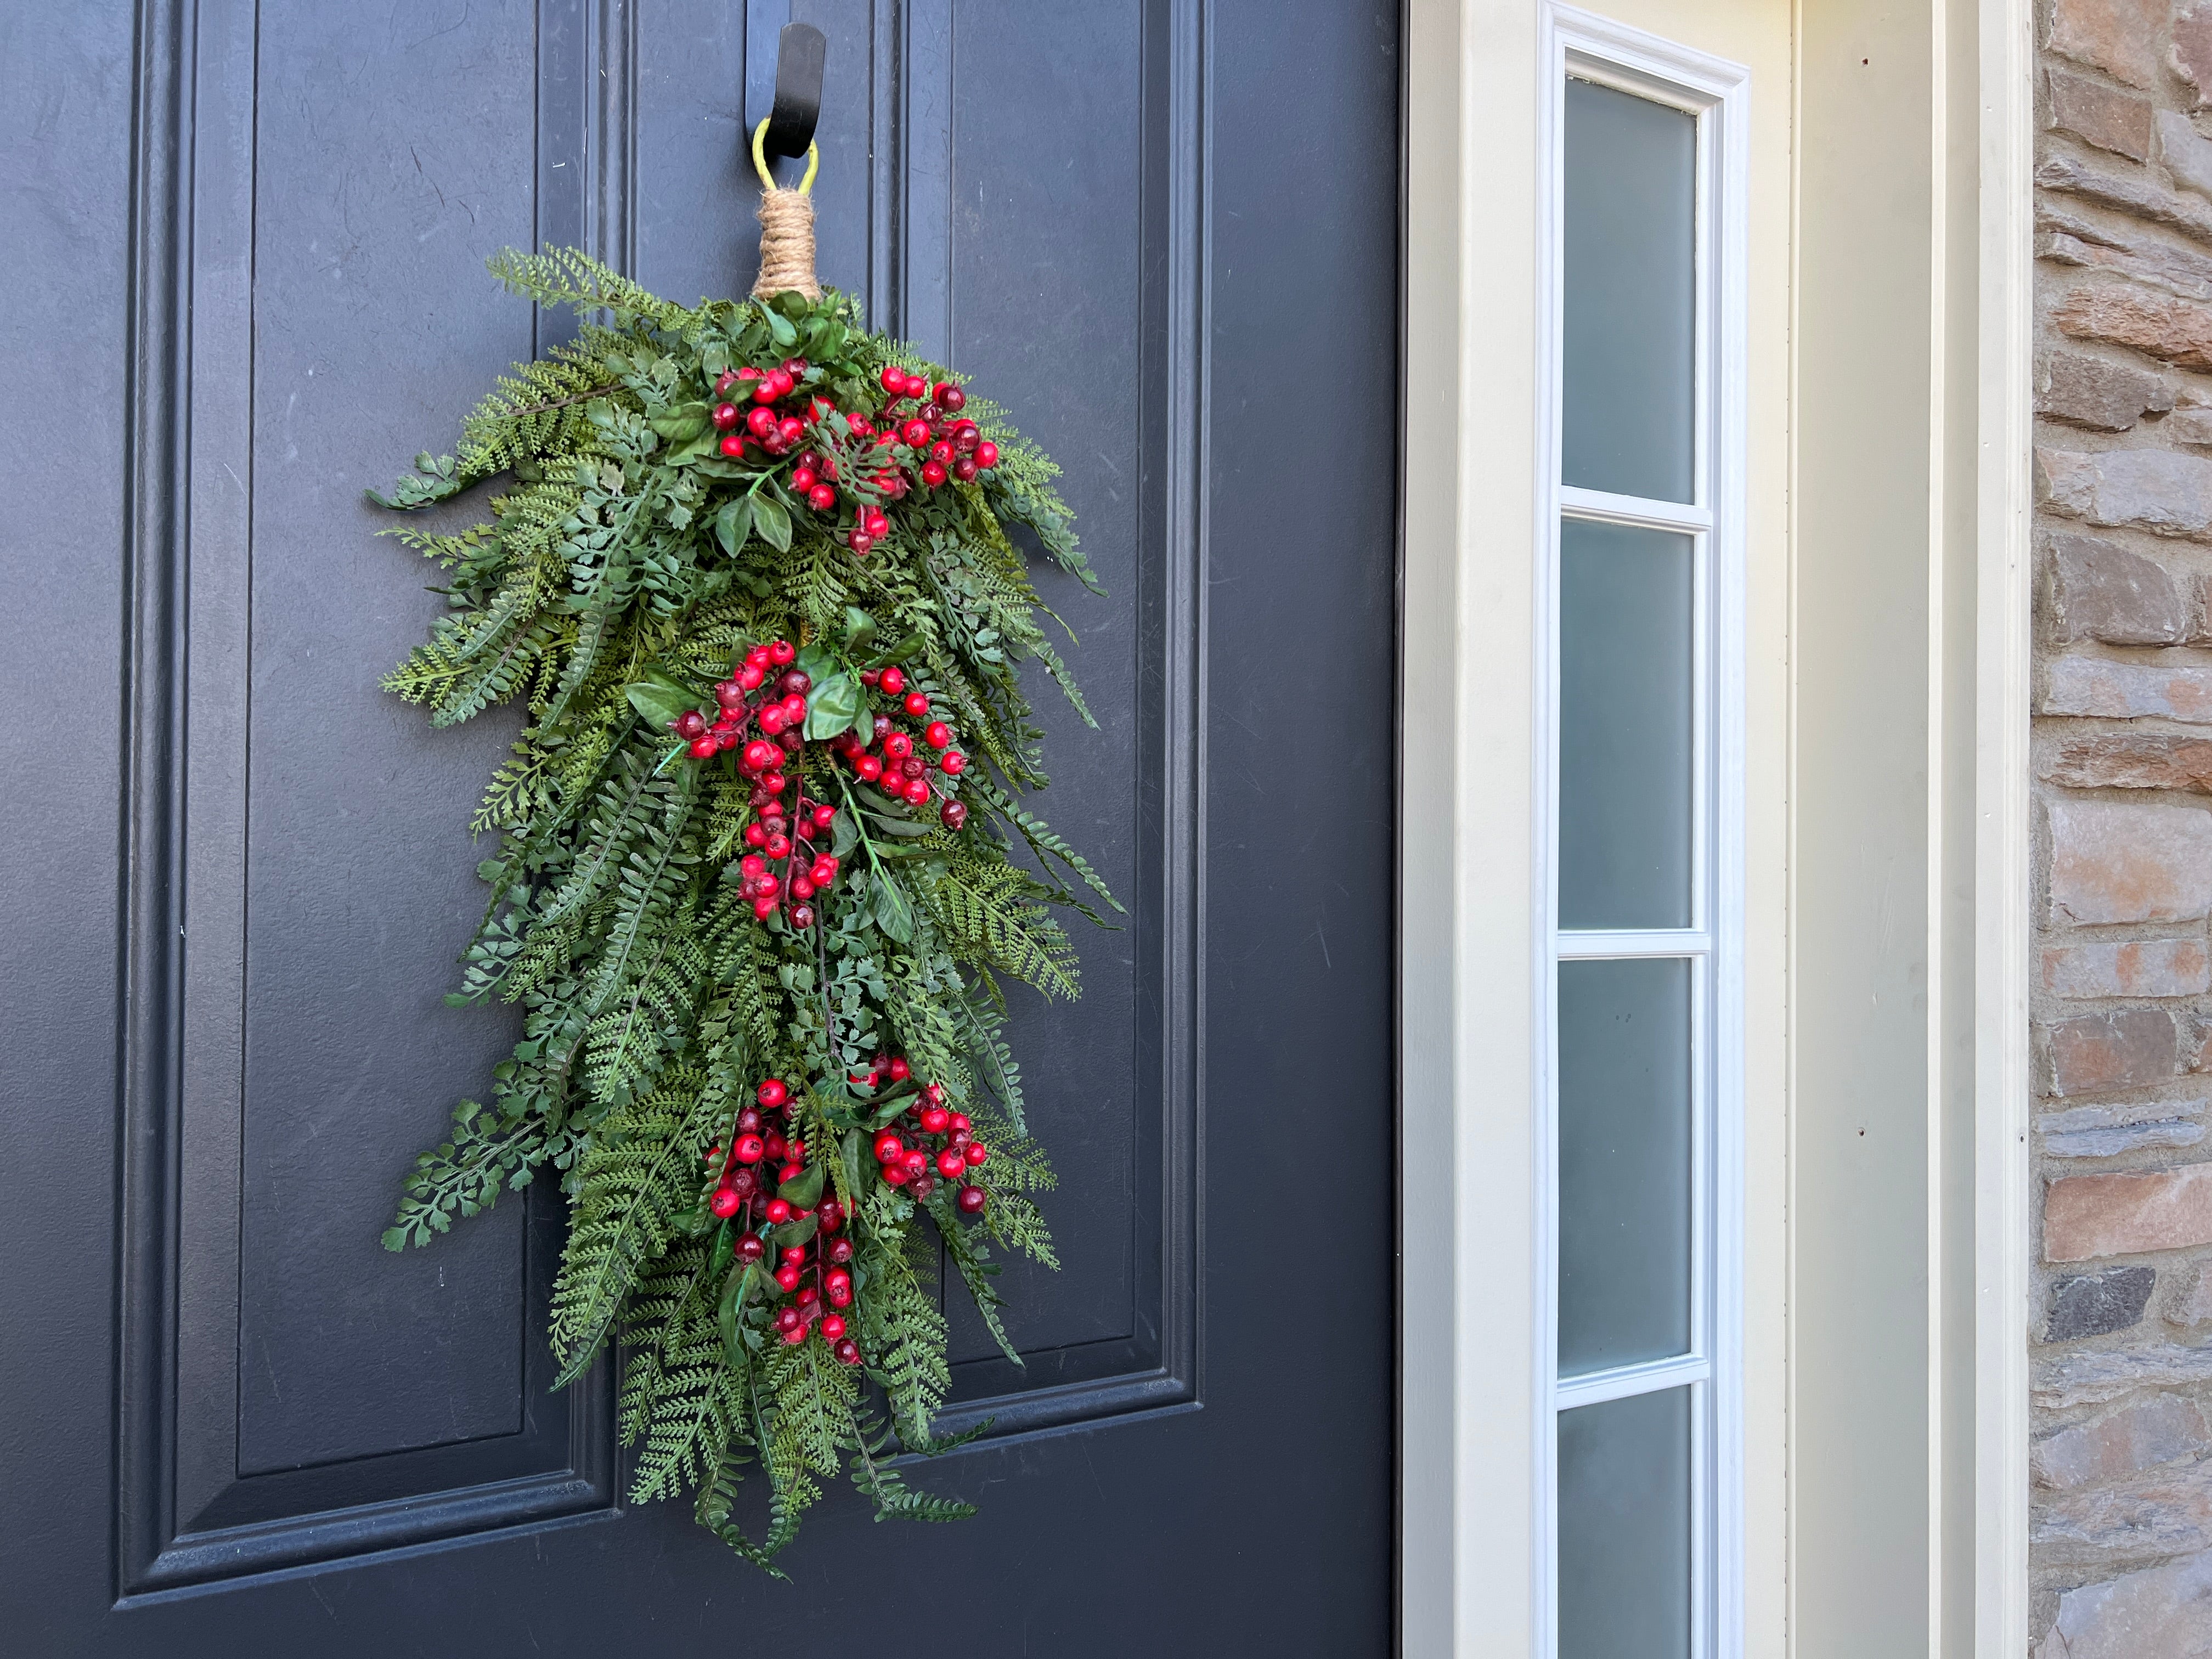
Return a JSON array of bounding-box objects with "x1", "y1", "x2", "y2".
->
[
  {"x1": 1559, "y1": 518, "x2": 1693, "y2": 931},
  {"x1": 1563, "y1": 77, "x2": 1696, "y2": 503},
  {"x1": 1559, "y1": 1387, "x2": 1693, "y2": 1659},
  {"x1": 1558, "y1": 958, "x2": 1692, "y2": 1375}
]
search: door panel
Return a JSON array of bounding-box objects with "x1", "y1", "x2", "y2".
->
[{"x1": 0, "y1": 2, "x2": 1397, "y2": 1651}]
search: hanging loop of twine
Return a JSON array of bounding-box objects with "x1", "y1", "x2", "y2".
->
[{"x1": 751, "y1": 119, "x2": 822, "y2": 302}]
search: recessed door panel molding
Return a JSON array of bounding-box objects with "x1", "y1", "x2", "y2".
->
[{"x1": 119, "y1": 0, "x2": 1205, "y2": 1595}]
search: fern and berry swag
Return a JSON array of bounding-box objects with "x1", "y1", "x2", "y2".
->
[{"x1": 372, "y1": 244, "x2": 1114, "y2": 1572}]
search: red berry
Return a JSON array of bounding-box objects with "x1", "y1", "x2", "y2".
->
[
  {"x1": 821, "y1": 1313, "x2": 847, "y2": 1340},
  {"x1": 935, "y1": 1149, "x2": 966, "y2": 1180},
  {"x1": 901, "y1": 417, "x2": 933, "y2": 447},
  {"x1": 882, "y1": 1057, "x2": 907, "y2": 1083},
  {"x1": 941, "y1": 800, "x2": 968, "y2": 831},
  {"x1": 764, "y1": 834, "x2": 790, "y2": 860},
  {"x1": 917, "y1": 720, "x2": 947, "y2": 747},
  {"x1": 768, "y1": 640, "x2": 795, "y2": 665},
  {"x1": 881, "y1": 1163, "x2": 909, "y2": 1185},
  {"x1": 765, "y1": 1199, "x2": 794, "y2": 1225},
  {"x1": 757, "y1": 1078, "x2": 788, "y2": 1108},
  {"x1": 689, "y1": 735, "x2": 719, "y2": 759},
  {"x1": 742, "y1": 740, "x2": 778, "y2": 772},
  {"x1": 735, "y1": 1231, "x2": 766, "y2": 1263},
  {"x1": 940, "y1": 751, "x2": 967, "y2": 775},
  {"x1": 883, "y1": 731, "x2": 913, "y2": 760},
  {"x1": 847, "y1": 530, "x2": 874, "y2": 556},
  {"x1": 834, "y1": 1338, "x2": 862, "y2": 1365},
  {"x1": 711, "y1": 402, "x2": 740, "y2": 430},
  {"x1": 935, "y1": 383, "x2": 966, "y2": 413},
  {"x1": 789, "y1": 903, "x2": 815, "y2": 928},
  {"x1": 757, "y1": 703, "x2": 788, "y2": 737},
  {"x1": 877, "y1": 665, "x2": 905, "y2": 696},
  {"x1": 952, "y1": 457, "x2": 979, "y2": 482},
  {"x1": 975, "y1": 439, "x2": 999, "y2": 469},
  {"x1": 929, "y1": 439, "x2": 955, "y2": 465},
  {"x1": 826, "y1": 1237, "x2": 854, "y2": 1265},
  {"x1": 901, "y1": 1148, "x2": 929, "y2": 1176},
  {"x1": 709, "y1": 1186, "x2": 743, "y2": 1218},
  {"x1": 733, "y1": 1134, "x2": 766, "y2": 1165},
  {"x1": 919, "y1": 1107, "x2": 950, "y2": 1133},
  {"x1": 791, "y1": 465, "x2": 817, "y2": 493},
  {"x1": 808, "y1": 483, "x2": 837, "y2": 512},
  {"x1": 966, "y1": 1142, "x2": 989, "y2": 1166},
  {"x1": 856, "y1": 754, "x2": 884, "y2": 781},
  {"x1": 777, "y1": 415, "x2": 804, "y2": 444},
  {"x1": 817, "y1": 1199, "x2": 844, "y2": 1232},
  {"x1": 957, "y1": 1184, "x2": 988, "y2": 1215},
  {"x1": 948, "y1": 1112, "x2": 969, "y2": 1132},
  {"x1": 921, "y1": 460, "x2": 947, "y2": 487},
  {"x1": 874, "y1": 1131, "x2": 904, "y2": 1164},
  {"x1": 879, "y1": 364, "x2": 907, "y2": 394},
  {"x1": 720, "y1": 434, "x2": 746, "y2": 458},
  {"x1": 825, "y1": 1268, "x2": 852, "y2": 1296},
  {"x1": 924, "y1": 1083, "x2": 947, "y2": 1107},
  {"x1": 775, "y1": 1308, "x2": 802, "y2": 1336},
  {"x1": 866, "y1": 511, "x2": 890, "y2": 538}
]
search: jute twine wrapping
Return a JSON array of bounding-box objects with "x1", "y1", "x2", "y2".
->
[{"x1": 753, "y1": 188, "x2": 821, "y2": 301}]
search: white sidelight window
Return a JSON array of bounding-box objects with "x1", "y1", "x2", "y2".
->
[{"x1": 1536, "y1": 11, "x2": 1747, "y2": 1658}]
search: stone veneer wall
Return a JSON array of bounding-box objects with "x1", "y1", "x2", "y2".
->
[{"x1": 2032, "y1": 0, "x2": 2212, "y2": 1646}]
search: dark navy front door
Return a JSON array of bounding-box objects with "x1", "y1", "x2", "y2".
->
[{"x1": 0, "y1": 4, "x2": 1400, "y2": 1652}]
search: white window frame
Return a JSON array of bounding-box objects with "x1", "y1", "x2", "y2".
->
[{"x1": 1531, "y1": 10, "x2": 1749, "y2": 1657}]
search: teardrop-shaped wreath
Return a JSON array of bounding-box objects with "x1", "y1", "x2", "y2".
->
[{"x1": 374, "y1": 246, "x2": 1110, "y2": 1571}]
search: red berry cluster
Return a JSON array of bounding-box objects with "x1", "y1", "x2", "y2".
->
[
  {"x1": 868, "y1": 1076, "x2": 990, "y2": 1212},
  {"x1": 704, "y1": 356, "x2": 1002, "y2": 561},
  {"x1": 824, "y1": 662, "x2": 972, "y2": 832},
  {"x1": 668, "y1": 637, "x2": 851, "y2": 929},
  {"x1": 703, "y1": 1078, "x2": 863, "y2": 1366}
]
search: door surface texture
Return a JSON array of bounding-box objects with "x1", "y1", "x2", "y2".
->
[{"x1": 0, "y1": 3, "x2": 1400, "y2": 1653}]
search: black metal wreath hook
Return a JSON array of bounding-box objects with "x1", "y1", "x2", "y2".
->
[{"x1": 758, "y1": 21, "x2": 825, "y2": 163}]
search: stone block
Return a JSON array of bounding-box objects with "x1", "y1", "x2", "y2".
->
[
  {"x1": 2039, "y1": 443, "x2": 2212, "y2": 535},
  {"x1": 2047, "y1": 731, "x2": 2212, "y2": 793},
  {"x1": 2047, "y1": 1264, "x2": 2161, "y2": 1339},
  {"x1": 2042, "y1": 938, "x2": 2212, "y2": 997},
  {"x1": 2040, "y1": 207, "x2": 2212, "y2": 303},
  {"x1": 2047, "y1": 1119, "x2": 2210, "y2": 1158},
  {"x1": 2039, "y1": 151, "x2": 2212, "y2": 245},
  {"x1": 2035, "y1": 1550, "x2": 2212, "y2": 1657},
  {"x1": 2034, "y1": 1391, "x2": 2212, "y2": 1487},
  {"x1": 2041, "y1": 1008, "x2": 2182, "y2": 1096},
  {"x1": 2166, "y1": 109, "x2": 2212, "y2": 201},
  {"x1": 2035, "y1": 1462, "x2": 2212, "y2": 1566},
  {"x1": 2047, "y1": 1164, "x2": 2212, "y2": 1261},
  {"x1": 2045, "y1": 654, "x2": 2212, "y2": 720},
  {"x1": 2181, "y1": 3, "x2": 2212, "y2": 106},
  {"x1": 2055, "y1": 284, "x2": 2212, "y2": 373},
  {"x1": 2038, "y1": 1339, "x2": 2212, "y2": 1407},
  {"x1": 2049, "y1": 64, "x2": 2155, "y2": 158},
  {"x1": 2048, "y1": 798, "x2": 2212, "y2": 924},
  {"x1": 2045, "y1": 532, "x2": 2193, "y2": 644},
  {"x1": 2038, "y1": 349, "x2": 2176, "y2": 429},
  {"x1": 2164, "y1": 1261, "x2": 2212, "y2": 1327},
  {"x1": 2048, "y1": 0, "x2": 2169, "y2": 85}
]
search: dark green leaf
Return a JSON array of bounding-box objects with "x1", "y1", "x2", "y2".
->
[
  {"x1": 764, "y1": 306, "x2": 799, "y2": 348},
  {"x1": 830, "y1": 811, "x2": 860, "y2": 859},
  {"x1": 714, "y1": 495, "x2": 753, "y2": 556},
  {"x1": 839, "y1": 606, "x2": 878, "y2": 652},
  {"x1": 624, "y1": 667, "x2": 701, "y2": 729},
  {"x1": 753, "y1": 492, "x2": 792, "y2": 552},
  {"x1": 804, "y1": 672, "x2": 865, "y2": 740},
  {"x1": 872, "y1": 871, "x2": 915, "y2": 943},
  {"x1": 777, "y1": 1163, "x2": 826, "y2": 1210},
  {"x1": 772, "y1": 1212, "x2": 819, "y2": 1249}
]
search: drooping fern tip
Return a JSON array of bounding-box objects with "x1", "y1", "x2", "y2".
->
[{"x1": 375, "y1": 247, "x2": 1116, "y2": 1568}]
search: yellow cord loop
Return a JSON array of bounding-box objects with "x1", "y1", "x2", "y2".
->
[{"x1": 751, "y1": 119, "x2": 819, "y2": 194}]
